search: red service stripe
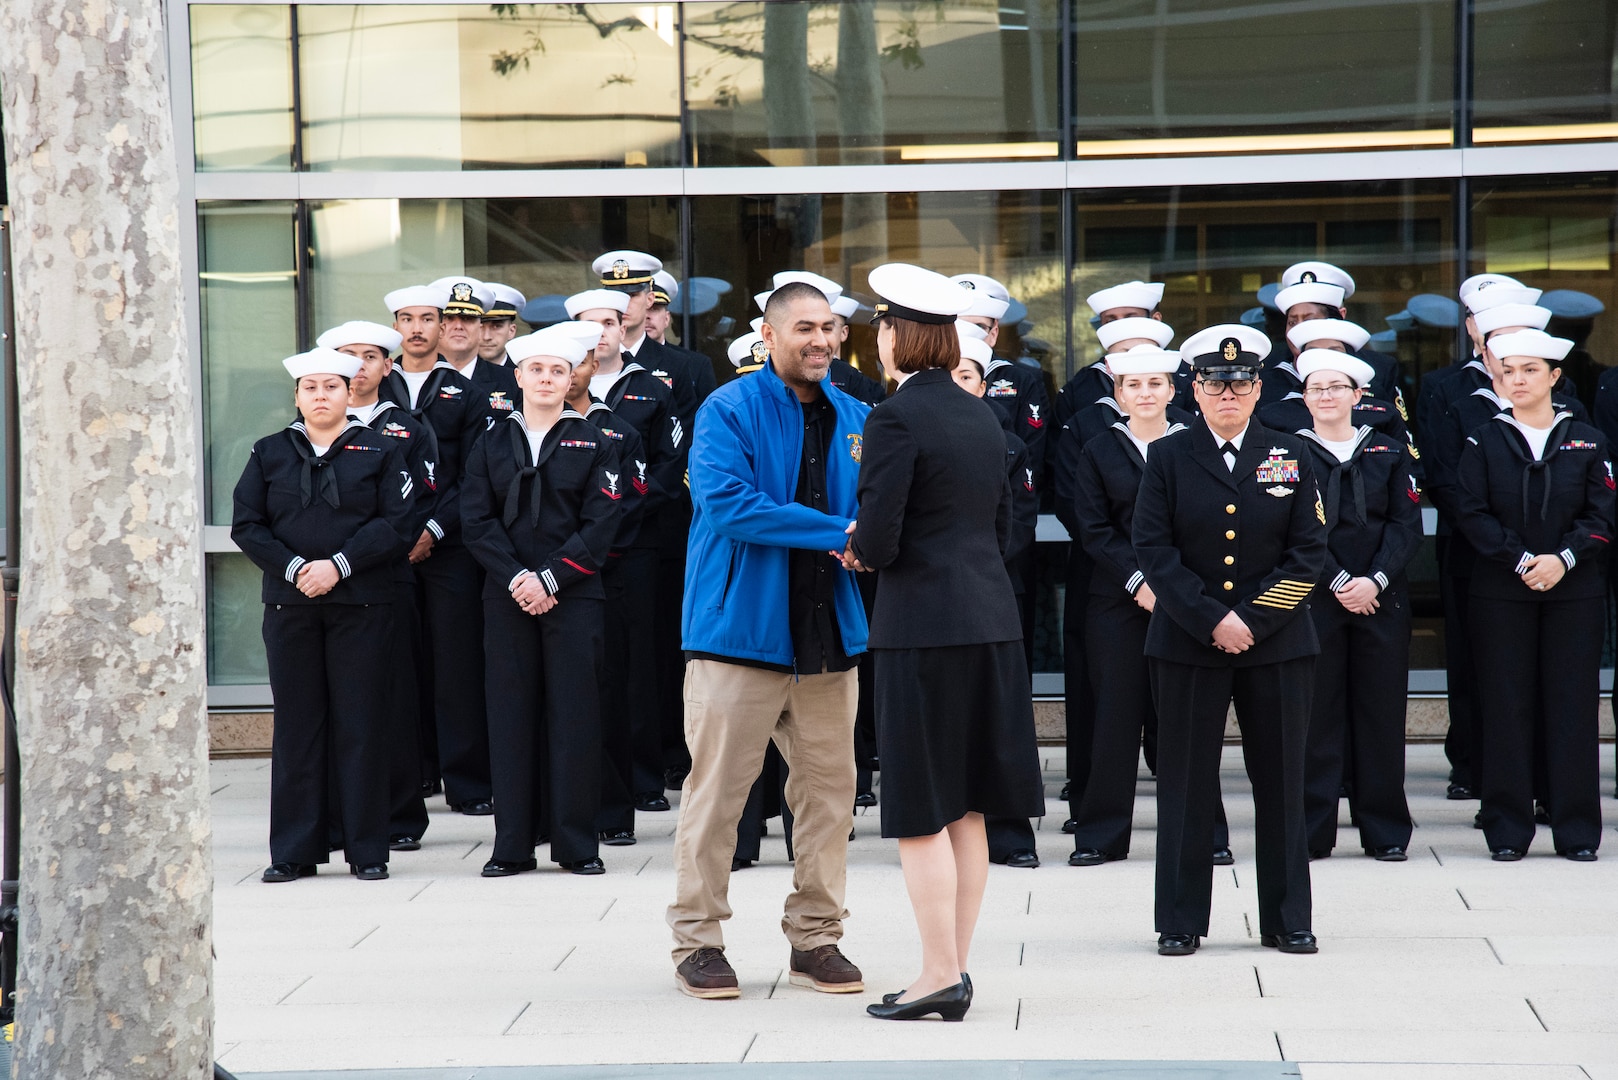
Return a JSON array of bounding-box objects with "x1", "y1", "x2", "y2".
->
[
  {"x1": 561, "y1": 558, "x2": 595, "y2": 576},
  {"x1": 1592, "y1": 535, "x2": 1609, "y2": 544}
]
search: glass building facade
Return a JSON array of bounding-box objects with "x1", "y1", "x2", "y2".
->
[{"x1": 176, "y1": 0, "x2": 1618, "y2": 704}]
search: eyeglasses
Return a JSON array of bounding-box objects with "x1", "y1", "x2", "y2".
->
[
  {"x1": 1197, "y1": 378, "x2": 1256, "y2": 396},
  {"x1": 1303, "y1": 384, "x2": 1356, "y2": 399}
]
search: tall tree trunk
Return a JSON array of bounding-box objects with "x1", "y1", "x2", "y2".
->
[
  {"x1": 0, "y1": 2, "x2": 213, "y2": 1077},
  {"x1": 763, "y1": 2, "x2": 814, "y2": 159}
]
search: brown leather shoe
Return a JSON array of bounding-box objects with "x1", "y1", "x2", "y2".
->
[
  {"x1": 675, "y1": 947, "x2": 740, "y2": 999},
  {"x1": 788, "y1": 944, "x2": 864, "y2": 993}
]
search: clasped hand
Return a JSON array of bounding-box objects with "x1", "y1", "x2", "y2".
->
[
  {"x1": 1334, "y1": 577, "x2": 1381, "y2": 615},
  {"x1": 1520, "y1": 553, "x2": 1565, "y2": 592},
  {"x1": 1211, "y1": 610, "x2": 1254, "y2": 654},
  {"x1": 511, "y1": 572, "x2": 558, "y2": 616},
  {"x1": 295, "y1": 559, "x2": 340, "y2": 598},
  {"x1": 831, "y1": 521, "x2": 871, "y2": 572}
]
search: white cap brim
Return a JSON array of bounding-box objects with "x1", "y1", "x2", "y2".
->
[
  {"x1": 565, "y1": 289, "x2": 630, "y2": 318},
  {"x1": 1475, "y1": 304, "x2": 1552, "y2": 336},
  {"x1": 1487, "y1": 329, "x2": 1573, "y2": 363},
  {"x1": 285, "y1": 348, "x2": 363, "y2": 381},
  {"x1": 384, "y1": 285, "x2": 450, "y2": 314},
  {"x1": 1275, "y1": 282, "x2": 1346, "y2": 313},
  {"x1": 1296, "y1": 349, "x2": 1375, "y2": 388},
  {"x1": 316, "y1": 321, "x2": 403, "y2": 354},
  {"x1": 1285, "y1": 318, "x2": 1369, "y2": 352},
  {"x1": 1097, "y1": 316, "x2": 1173, "y2": 350},
  {"x1": 1086, "y1": 281, "x2": 1164, "y2": 316}
]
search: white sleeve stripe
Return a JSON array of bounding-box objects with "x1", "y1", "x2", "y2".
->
[
  {"x1": 541, "y1": 568, "x2": 560, "y2": 596},
  {"x1": 1373, "y1": 571, "x2": 1389, "y2": 591},
  {"x1": 1514, "y1": 552, "x2": 1533, "y2": 575},
  {"x1": 1124, "y1": 570, "x2": 1144, "y2": 595},
  {"x1": 508, "y1": 569, "x2": 532, "y2": 591},
  {"x1": 284, "y1": 556, "x2": 306, "y2": 583},
  {"x1": 333, "y1": 552, "x2": 352, "y2": 579},
  {"x1": 1561, "y1": 548, "x2": 1576, "y2": 570},
  {"x1": 1330, "y1": 570, "x2": 1352, "y2": 592},
  {"x1": 426, "y1": 519, "x2": 444, "y2": 540}
]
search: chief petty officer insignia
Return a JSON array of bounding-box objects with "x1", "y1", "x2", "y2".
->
[
  {"x1": 847, "y1": 433, "x2": 863, "y2": 463},
  {"x1": 488, "y1": 391, "x2": 514, "y2": 411},
  {"x1": 1222, "y1": 338, "x2": 1240, "y2": 362}
]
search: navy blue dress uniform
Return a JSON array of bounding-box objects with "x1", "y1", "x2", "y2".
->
[
  {"x1": 461, "y1": 330, "x2": 626, "y2": 875},
  {"x1": 232, "y1": 349, "x2": 417, "y2": 881},
  {"x1": 1068, "y1": 348, "x2": 1192, "y2": 865},
  {"x1": 1452, "y1": 329, "x2": 1610, "y2": 861},
  {"x1": 1287, "y1": 351, "x2": 1421, "y2": 860},
  {"x1": 1132, "y1": 325, "x2": 1327, "y2": 953},
  {"x1": 830, "y1": 358, "x2": 886, "y2": 407},
  {"x1": 1266, "y1": 263, "x2": 1405, "y2": 409}
]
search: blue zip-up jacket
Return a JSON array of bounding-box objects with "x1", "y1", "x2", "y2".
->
[{"x1": 683, "y1": 361, "x2": 871, "y2": 667}]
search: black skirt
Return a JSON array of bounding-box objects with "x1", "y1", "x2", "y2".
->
[{"x1": 874, "y1": 640, "x2": 1045, "y2": 838}]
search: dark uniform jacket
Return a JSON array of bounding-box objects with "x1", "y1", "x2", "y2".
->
[
  {"x1": 584, "y1": 399, "x2": 651, "y2": 552},
  {"x1": 1296, "y1": 428, "x2": 1423, "y2": 594},
  {"x1": 1588, "y1": 364, "x2": 1618, "y2": 451},
  {"x1": 1002, "y1": 428, "x2": 1038, "y2": 581},
  {"x1": 1453, "y1": 413, "x2": 1615, "y2": 603},
  {"x1": 632, "y1": 335, "x2": 714, "y2": 426},
  {"x1": 982, "y1": 358, "x2": 1050, "y2": 483},
  {"x1": 1260, "y1": 392, "x2": 1413, "y2": 457},
  {"x1": 461, "y1": 411, "x2": 624, "y2": 603},
  {"x1": 1074, "y1": 419, "x2": 1190, "y2": 600},
  {"x1": 379, "y1": 361, "x2": 487, "y2": 543},
  {"x1": 354, "y1": 401, "x2": 441, "y2": 580},
  {"x1": 461, "y1": 357, "x2": 521, "y2": 427},
  {"x1": 851, "y1": 369, "x2": 1022, "y2": 649},
  {"x1": 829, "y1": 358, "x2": 886, "y2": 407},
  {"x1": 1258, "y1": 348, "x2": 1402, "y2": 414},
  {"x1": 1050, "y1": 401, "x2": 1194, "y2": 537},
  {"x1": 599, "y1": 361, "x2": 686, "y2": 515},
  {"x1": 1133, "y1": 419, "x2": 1328, "y2": 667},
  {"x1": 232, "y1": 420, "x2": 416, "y2": 606},
  {"x1": 1425, "y1": 384, "x2": 1589, "y2": 530}
]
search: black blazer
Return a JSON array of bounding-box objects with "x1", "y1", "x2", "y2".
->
[
  {"x1": 1132, "y1": 418, "x2": 1328, "y2": 667},
  {"x1": 851, "y1": 368, "x2": 1022, "y2": 649}
]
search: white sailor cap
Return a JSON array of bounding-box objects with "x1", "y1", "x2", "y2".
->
[
  {"x1": 509, "y1": 327, "x2": 590, "y2": 367},
  {"x1": 548, "y1": 320, "x2": 606, "y2": 351},
  {"x1": 727, "y1": 332, "x2": 770, "y2": 370},
  {"x1": 1464, "y1": 285, "x2": 1542, "y2": 315},
  {"x1": 1282, "y1": 261, "x2": 1355, "y2": 297},
  {"x1": 1181, "y1": 324, "x2": 1272, "y2": 372},
  {"x1": 750, "y1": 317, "x2": 764, "y2": 334},
  {"x1": 1086, "y1": 281, "x2": 1163, "y2": 316},
  {"x1": 830, "y1": 295, "x2": 860, "y2": 320},
  {"x1": 1106, "y1": 343, "x2": 1182, "y2": 377},
  {"x1": 753, "y1": 290, "x2": 774, "y2": 314},
  {"x1": 565, "y1": 289, "x2": 630, "y2": 318},
  {"x1": 1459, "y1": 273, "x2": 1523, "y2": 300},
  {"x1": 428, "y1": 276, "x2": 491, "y2": 317},
  {"x1": 652, "y1": 271, "x2": 679, "y2": 306},
  {"x1": 1296, "y1": 349, "x2": 1376, "y2": 389},
  {"x1": 284, "y1": 348, "x2": 363, "y2": 381},
  {"x1": 1487, "y1": 328, "x2": 1573, "y2": 363},
  {"x1": 1475, "y1": 303, "x2": 1552, "y2": 337},
  {"x1": 955, "y1": 323, "x2": 994, "y2": 373},
  {"x1": 1097, "y1": 316, "x2": 1174, "y2": 351},
  {"x1": 771, "y1": 270, "x2": 843, "y2": 302},
  {"x1": 592, "y1": 249, "x2": 662, "y2": 289},
  {"x1": 1285, "y1": 318, "x2": 1370, "y2": 352},
  {"x1": 481, "y1": 283, "x2": 527, "y2": 319},
  {"x1": 384, "y1": 284, "x2": 451, "y2": 314},
  {"x1": 957, "y1": 320, "x2": 990, "y2": 342},
  {"x1": 1274, "y1": 271, "x2": 1347, "y2": 314},
  {"x1": 868, "y1": 263, "x2": 972, "y2": 324},
  {"x1": 316, "y1": 321, "x2": 403, "y2": 354},
  {"x1": 950, "y1": 274, "x2": 1011, "y2": 321}
]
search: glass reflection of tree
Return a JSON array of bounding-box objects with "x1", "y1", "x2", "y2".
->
[{"x1": 487, "y1": 4, "x2": 648, "y2": 86}]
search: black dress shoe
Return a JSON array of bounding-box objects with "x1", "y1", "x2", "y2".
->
[
  {"x1": 481, "y1": 857, "x2": 538, "y2": 877},
  {"x1": 349, "y1": 863, "x2": 389, "y2": 881},
  {"x1": 1490, "y1": 847, "x2": 1524, "y2": 862},
  {"x1": 561, "y1": 857, "x2": 606, "y2": 876},
  {"x1": 865, "y1": 981, "x2": 970, "y2": 1021},
  {"x1": 1309, "y1": 848, "x2": 1331, "y2": 860},
  {"x1": 1156, "y1": 933, "x2": 1200, "y2": 956},
  {"x1": 995, "y1": 849, "x2": 1039, "y2": 868},
  {"x1": 1068, "y1": 848, "x2": 1124, "y2": 867},
  {"x1": 1211, "y1": 847, "x2": 1234, "y2": 866},
  {"x1": 1445, "y1": 782, "x2": 1475, "y2": 800},
  {"x1": 663, "y1": 766, "x2": 689, "y2": 790},
  {"x1": 1561, "y1": 847, "x2": 1598, "y2": 862},
  {"x1": 1060, "y1": 818, "x2": 1077, "y2": 834},
  {"x1": 1533, "y1": 802, "x2": 1551, "y2": 825},
  {"x1": 1260, "y1": 930, "x2": 1318, "y2": 953},
  {"x1": 1473, "y1": 811, "x2": 1483, "y2": 829},
  {"x1": 388, "y1": 835, "x2": 421, "y2": 852},
  {"x1": 731, "y1": 857, "x2": 753, "y2": 871},
  {"x1": 453, "y1": 799, "x2": 494, "y2": 816},
  {"x1": 261, "y1": 863, "x2": 316, "y2": 883},
  {"x1": 1059, "y1": 782, "x2": 1071, "y2": 801},
  {"x1": 854, "y1": 791, "x2": 877, "y2": 808},
  {"x1": 635, "y1": 792, "x2": 672, "y2": 812},
  {"x1": 419, "y1": 778, "x2": 443, "y2": 797},
  {"x1": 599, "y1": 829, "x2": 636, "y2": 846},
  {"x1": 1366, "y1": 845, "x2": 1407, "y2": 862}
]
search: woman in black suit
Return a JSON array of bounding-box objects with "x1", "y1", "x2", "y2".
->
[{"x1": 848, "y1": 264, "x2": 1044, "y2": 1021}]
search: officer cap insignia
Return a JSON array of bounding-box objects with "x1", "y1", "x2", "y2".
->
[
  {"x1": 452, "y1": 282, "x2": 473, "y2": 302},
  {"x1": 611, "y1": 259, "x2": 629, "y2": 280},
  {"x1": 750, "y1": 340, "x2": 769, "y2": 364},
  {"x1": 1221, "y1": 339, "x2": 1240, "y2": 362},
  {"x1": 1301, "y1": 270, "x2": 1317, "y2": 284}
]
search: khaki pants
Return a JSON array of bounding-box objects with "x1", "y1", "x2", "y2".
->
[{"x1": 667, "y1": 659, "x2": 857, "y2": 964}]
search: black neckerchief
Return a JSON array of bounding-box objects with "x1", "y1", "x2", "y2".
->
[{"x1": 289, "y1": 420, "x2": 366, "y2": 508}]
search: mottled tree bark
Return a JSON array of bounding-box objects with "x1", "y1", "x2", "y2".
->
[{"x1": 0, "y1": 2, "x2": 213, "y2": 1078}]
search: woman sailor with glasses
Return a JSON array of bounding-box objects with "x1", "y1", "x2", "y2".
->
[{"x1": 1290, "y1": 350, "x2": 1421, "y2": 864}]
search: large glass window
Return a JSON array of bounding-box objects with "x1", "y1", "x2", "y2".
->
[
  {"x1": 1472, "y1": 1, "x2": 1618, "y2": 146},
  {"x1": 208, "y1": 554, "x2": 269, "y2": 686},
  {"x1": 1073, "y1": 0, "x2": 1456, "y2": 155},
  {"x1": 297, "y1": 5, "x2": 682, "y2": 171},
  {"x1": 684, "y1": 1, "x2": 1062, "y2": 167},
  {"x1": 190, "y1": 5, "x2": 295, "y2": 170}
]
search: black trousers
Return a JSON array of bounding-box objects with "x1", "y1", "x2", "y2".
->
[
  {"x1": 598, "y1": 557, "x2": 636, "y2": 833},
  {"x1": 1150, "y1": 656, "x2": 1314, "y2": 937},
  {"x1": 736, "y1": 742, "x2": 792, "y2": 862},
  {"x1": 1470, "y1": 593, "x2": 1603, "y2": 854},
  {"x1": 1304, "y1": 592, "x2": 1414, "y2": 853},
  {"x1": 987, "y1": 588, "x2": 1038, "y2": 859},
  {"x1": 415, "y1": 542, "x2": 491, "y2": 806},
  {"x1": 265, "y1": 602, "x2": 393, "y2": 867},
  {"x1": 1437, "y1": 536, "x2": 1478, "y2": 788},
  {"x1": 616, "y1": 548, "x2": 665, "y2": 797},
  {"x1": 1072, "y1": 595, "x2": 1155, "y2": 856},
  {"x1": 484, "y1": 595, "x2": 605, "y2": 864},
  {"x1": 656, "y1": 547, "x2": 691, "y2": 777},
  {"x1": 1063, "y1": 548, "x2": 1094, "y2": 819},
  {"x1": 853, "y1": 572, "x2": 879, "y2": 798}
]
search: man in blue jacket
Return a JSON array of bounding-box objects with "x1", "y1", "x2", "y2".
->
[{"x1": 667, "y1": 282, "x2": 872, "y2": 1000}]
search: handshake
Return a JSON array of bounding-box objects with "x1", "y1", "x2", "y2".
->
[{"x1": 830, "y1": 521, "x2": 872, "y2": 573}]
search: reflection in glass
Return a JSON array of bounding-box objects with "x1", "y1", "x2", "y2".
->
[
  {"x1": 190, "y1": 5, "x2": 294, "y2": 170},
  {"x1": 1073, "y1": 0, "x2": 1455, "y2": 155},
  {"x1": 1473, "y1": 1, "x2": 1618, "y2": 145},
  {"x1": 208, "y1": 554, "x2": 269, "y2": 685},
  {"x1": 685, "y1": 1, "x2": 1061, "y2": 166},
  {"x1": 199, "y1": 201, "x2": 299, "y2": 526},
  {"x1": 297, "y1": 5, "x2": 681, "y2": 171}
]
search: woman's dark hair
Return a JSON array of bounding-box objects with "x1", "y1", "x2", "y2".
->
[{"x1": 886, "y1": 317, "x2": 961, "y2": 374}]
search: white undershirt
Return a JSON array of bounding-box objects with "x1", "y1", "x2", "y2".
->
[
  {"x1": 455, "y1": 357, "x2": 478, "y2": 379},
  {"x1": 1317, "y1": 435, "x2": 1359, "y2": 463},
  {"x1": 307, "y1": 441, "x2": 331, "y2": 457},
  {"x1": 1220, "y1": 425, "x2": 1248, "y2": 471},
  {"x1": 589, "y1": 371, "x2": 619, "y2": 400},
  {"x1": 349, "y1": 401, "x2": 382, "y2": 425},
  {"x1": 1517, "y1": 422, "x2": 1554, "y2": 461},
  {"x1": 399, "y1": 368, "x2": 431, "y2": 408}
]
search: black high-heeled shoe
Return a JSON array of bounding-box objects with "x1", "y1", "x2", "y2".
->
[
  {"x1": 866, "y1": 981, "x2": 970, "y2": 1021},
  {"x1": 885, "y1": 972, "x2": 972, "y2": 1006}
]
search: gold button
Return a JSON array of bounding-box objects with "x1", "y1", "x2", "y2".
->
[
  {"x1": 1225, "y1": 504, "x2": 1236, "y2": 514},
  {"x1": 1223, "y1": 581, "x2": 1234, "y2": 591},
  {"x1": 1225, "y1": 530, "x2": 1236, "y2": 540},
  {"x1": 1224, "y1": 555, "x2": 1235, "y2": 565}
]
